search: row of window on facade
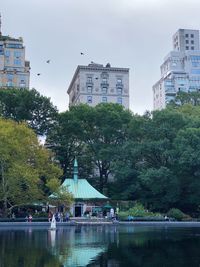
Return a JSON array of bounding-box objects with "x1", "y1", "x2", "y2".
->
[
  {"x1": 87, "y1": 96, "x2": 123, "y2": 104},
  {"x1": 1, "y1": 49, "x2": 23, "y2": 66},
  {"x1": 87, "y1": 76, "x2": 123, "y2": 84},
  {"x1": 1, "y1": 74, "x2": 27, "y2": 87},
  {"x1": 87, "y1": 86, "x2": 123, "y2": 94},
  {"x1": 185, "y1": 40, "x2": 194, "y2": 45},
  {"x1": 185, "y1": 33, "x2": 194, "y2": 38},
  {"x1": 185, "y1": 46, "x2": 195, "y2": 50}
]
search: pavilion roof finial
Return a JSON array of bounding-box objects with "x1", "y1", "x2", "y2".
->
[{"x1": 73, "y1": 157, "x2": 78, "y2": 182}]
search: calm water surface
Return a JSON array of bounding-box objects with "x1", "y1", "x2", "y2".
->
[{"x1": 1, "y1": 225, "x2": 200, "y2": 267}]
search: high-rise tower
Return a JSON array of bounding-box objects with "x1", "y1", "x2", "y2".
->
[
  {"x1": 153, "y1": 29, "x2": 200, "y2": 110},
  {"x1": 0, "y1": 14, "x2": 30, "y2": 88}
]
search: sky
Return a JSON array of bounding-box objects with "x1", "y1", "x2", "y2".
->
[{"x1": 1, "y1": 0, "x2": 200, "y2": 114}]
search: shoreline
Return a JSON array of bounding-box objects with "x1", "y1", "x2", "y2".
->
[{"x1": 1, "y1": 221, "x2": 200, "y2": 228}]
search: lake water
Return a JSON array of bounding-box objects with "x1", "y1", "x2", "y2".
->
[{"x1": 1, "y1": 224, "x2": 200, "y2": 267}]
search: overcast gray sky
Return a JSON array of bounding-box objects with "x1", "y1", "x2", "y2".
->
[{"x1": 1, "y1": 0, "x2": 200, "y2": 114}]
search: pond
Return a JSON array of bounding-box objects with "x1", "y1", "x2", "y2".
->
[{"x1": 1, "y1": 224, "x2": 200, "y2": 267}]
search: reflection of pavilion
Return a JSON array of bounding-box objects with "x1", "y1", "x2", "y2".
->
[
  {"x1": 49, "y1": 227, "x2": 107, "y2": 267},
  {"x1": 61, "y1": 246, "x2": 105, "y2": 267},
  {"x1": 51, "y1": 159, "x2": 108, "y2": 217}
]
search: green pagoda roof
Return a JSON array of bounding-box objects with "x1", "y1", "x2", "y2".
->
[
  {"x1": 50, "y1": 158, "x2": 108, "y2": 200},
  {"x1": 61, "y1": 178, "x2": 107, "y2": 200}
]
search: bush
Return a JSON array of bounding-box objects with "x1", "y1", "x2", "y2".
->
[
  {"x1": 167, "y1": 208, "x2": 189, "y2": 221},
  {"x1": 118, "y1": 202, "x2": 163, "y2": 220}
]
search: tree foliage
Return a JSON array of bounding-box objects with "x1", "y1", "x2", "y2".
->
[
  {"x1": 0, "y1": 119, "x2": 62, "y2": 216},
  {"x1": 46, "y1": 101, "x2": 200, "y2": 215},
  {"x1": 0, "y1": 88, "x2": 58, "y2": 135}
]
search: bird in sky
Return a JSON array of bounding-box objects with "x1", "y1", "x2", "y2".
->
[
  {"x1": 95, "y1": 77, "x2": 98, "y2": 80},
  {"x1": 46, "y1": 60, "x2": 51, "y2": 63},
  {"x1": 37, "y1": 73, "x2": 41, "y2": 76},
  {"x1": 80, "y1": 52, "x2": 84, "y2": 55}
]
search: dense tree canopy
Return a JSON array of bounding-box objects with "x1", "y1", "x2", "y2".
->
[
  {"x1": 0, "y1": 88, "x2": 58, "y2": 135},
  {"x1": 47, "y1": 103, "x2": 132, "y2": 192},
  {"x1": 0, "y1": 119, "x2": 64, "y2": 216},
  {"x1": 47, "y1": 103, "x2": 200, "y2": 215}
]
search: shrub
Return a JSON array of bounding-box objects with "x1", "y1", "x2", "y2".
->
[
  {"x1": 118, "y1": 202, "x2": 162, "y2": 220},
  {"x1": 167, "y1": 208, "x2": 187, "y2": 221}
]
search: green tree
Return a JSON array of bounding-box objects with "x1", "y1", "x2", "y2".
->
[
  {"x1": 0, "y1": 119, "x2": 62, "y2": 216},
  {"x1": 169, "y1": 91, "x2": 200, "y2": 106},
  {"x1": 47, "y1": 103, "x2": 132, "y2": 193},
  {"x1": 0, "y1": 88, "x2": 58, "y2": 135},
  {"x1": 173, "y1": 128, "x2": 200, "y2": 213}
]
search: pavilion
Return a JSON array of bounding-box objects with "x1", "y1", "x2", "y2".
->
[{"x1": 51, "y1": 159, "x2": 108, "y2": 217}]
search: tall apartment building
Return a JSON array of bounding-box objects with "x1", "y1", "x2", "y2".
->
[
  {"x1": 153, "y1": 29, "x2": 200, "y2": 110},
  {"x1": 0, "y1": 15, "x2": 30, "y2": 88},
  {"x1": 67, "y1": 62, "x2": 129, "y2": 109}
]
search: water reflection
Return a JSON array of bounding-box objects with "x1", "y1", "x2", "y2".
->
[{"x1": 1, "y1": 225, "x2": 200, "y2": 267}]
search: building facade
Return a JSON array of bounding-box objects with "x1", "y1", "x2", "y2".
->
[
  {"x1": 153, "y1": 29, "x2": 200, "y2": 110},
  {"x1": 0, "y1": 15, "x2": 30, "y2": 89},
  {"x1": 67, "y1": 62, "x2": 129, "y2": 109}
]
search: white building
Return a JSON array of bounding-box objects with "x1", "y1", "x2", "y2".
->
[
  {"x1": 153, "y1": 29, "x2": 200, "y2": 110},
  {"x1": 67, "y1": 62, "x2": 129, "y2": 109},
  {"x1": 0, "y1": 15, "x2": 30, "y2": 89}
]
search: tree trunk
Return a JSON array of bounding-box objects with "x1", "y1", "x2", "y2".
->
[{"x1": 1, "y1": 161, "x2": 8, "y2": 217}]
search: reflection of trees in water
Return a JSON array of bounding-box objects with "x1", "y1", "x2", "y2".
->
[
  {"x1": 0, "y1": 226, "x2": 110, "y2": 267},
  {"x1": 88, "y1": 227, "x2": 200, "y2": 267},
  {"x1": 0, "y1": 230, "x2": 62, "y2": 267},
  {"x1": 3, "y1": 226, "x2": 200, "y2": 267}
]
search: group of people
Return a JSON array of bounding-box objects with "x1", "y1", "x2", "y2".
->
[
  {"x1": 25, "y1": 214, "x2": 33, "y2": 222},
  {"x1": 48, "y1": 211, "x2": 70, "y2": 222}
]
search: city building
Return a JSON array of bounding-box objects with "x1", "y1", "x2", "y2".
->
[
  {"x1": 153, "y1": 29, "x2": 200, "y2": 110},
  {"x1": 0, "y1": 14, "x2": 30, "y2": 89},
  {"x1": 67, "y1": 62, "x2": 129, "y2": 109}
]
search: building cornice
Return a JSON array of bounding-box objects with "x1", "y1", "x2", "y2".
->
[{"x1": 67, "y1": 65, "x2": 129, "y2": 94}]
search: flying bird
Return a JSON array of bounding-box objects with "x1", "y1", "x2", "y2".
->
[
  {"x1": 46, "y1": 60, "x2": 51, "y2": 63},
  {"x1": 37, "y1": 73, "x2": 41, "y2": 76},
  {"x1": 95, "y1": 77, "x2": 99, "y2": 80},
  {"x1": 80, "y1": 52, "x2": 84, "y2": 55}
]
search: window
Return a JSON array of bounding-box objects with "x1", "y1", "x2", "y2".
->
[
  {"x1": 87, "y1": 77, "x2": 92, "y2": 83},
  {"x1": 185, "y1": 34, "x2": 189, "y2": 38},
  {"x1": 191, "y1": 46, "x2": 194, "y2": 50},
  {"x1": 191, "y1": 40, "x2": 194, "y2": 44},
  {"x1": 102, "y1": 78, "x2": 107, "y2": 83},
  {"x1": 14, "y1": 59, "x2": 21, "y2": 66},
  {"x1": 87, "y1": 86, "x2": 92, "y2": 93},
  {"x1": 87, "y1": 96, "x2": 92, "y2": 103},
  {"x1": 191, "y1": 69, "x2": 200, "y2": 74},
  {"x1": 14, "y1": 51, "x2": 21, "y2": 58},
  {"x1": 185, "y1": 40, "x2": 189, "y2": 44},
  {"x1": 5, "y1": 50, "x2": 10, "y2": 57},
  {"x1": 0, "y1": 45, "x2": 3, "y2": 55},
  {"x1": 117, "y1": 88, "x2": 122, "y2": 94},
  {"x1": 117, "y1": 78, "x2": 122, "y2": 84},
  {"x1": 186, "y1": 46, "x2": 189, "y2": 50},
  {"x1": 102, "y1": 87, "x2": 107, "y2": 94},
  {"x1": 102, "y1": 96, "x2": 107, "y2": 103},
  {"x1": 191, "y1": 34, "x2": 194, "y2": 38},
  {"x1": 20, "y1": 75, "x2": 26, "y2": 82},
  {"x1": 19, "y1": 82, "x2": 26, "y2": 88},
  {"x1": 192, "y1": 61, "x2": 199, "y2": 67},
  {"x1": 117, "y1": 97, "x2": 122, "y2": 104},
  {"x1": 7, "y1": 74, "x2": 13, "y2": 87},
  {"x1": 7, "y1": 74, "x2": 13, "y2": 81}
]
